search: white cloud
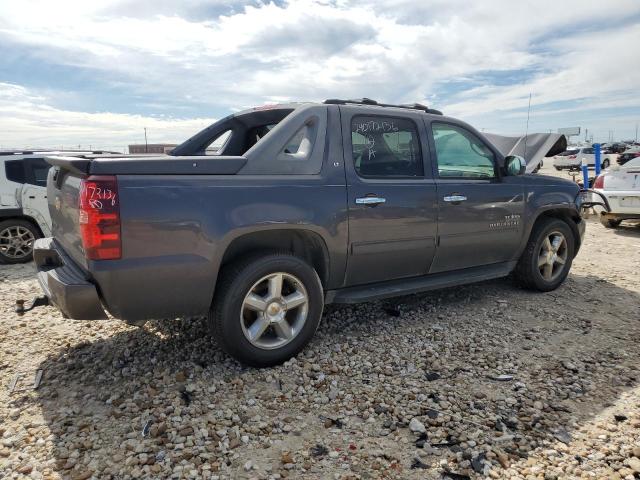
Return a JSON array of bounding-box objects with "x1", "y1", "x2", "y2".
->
[
  {"x1": 0, "y1": 83, "x2": 212, "y2": 150},
  {"x1": 0, "y1": 0, "x2": 639, "y2": 144}
]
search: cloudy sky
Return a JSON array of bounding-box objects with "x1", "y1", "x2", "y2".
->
[{"x1": 1, "y1": 0, "x2": 639, "y2": 150}]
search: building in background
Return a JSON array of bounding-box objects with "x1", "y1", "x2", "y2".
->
[{"x1": 128, "y1": 143, "x2": 177, "y2": 154}]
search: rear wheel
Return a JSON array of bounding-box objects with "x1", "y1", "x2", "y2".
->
[
  {"x1": 600, "y1": 216, "x2": 621, "y2": 228},
  {"x1": 208, "y1": 253, "x2": 324, "y2": 367},
  {"x1": 0, "y1": 219, "x2": 41, "y2": 264},
  {"x1": 514, "y1": 218, "x2": 575, "y2": 291}
]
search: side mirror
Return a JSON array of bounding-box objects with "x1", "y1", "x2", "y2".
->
[{"x1": 505, "y1": 155, "x2": 526, "y2": 176}]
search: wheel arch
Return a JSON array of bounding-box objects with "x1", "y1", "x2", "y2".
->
[
  {"x1": 0, "y1": 214, "x2": 44, "y2": 237},
  {"x1": 524, "y1": 207, "x2": 583, "y2": 255},
  {"x1": 215, "y1": 228, "x2": 330, "y2": 293}
]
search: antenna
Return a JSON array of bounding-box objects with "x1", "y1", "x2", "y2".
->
[{"x1": 523, "y1": 92, "x2": 532, "y2": 160}]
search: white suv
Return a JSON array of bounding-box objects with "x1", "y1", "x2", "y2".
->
[
  {"x1": 0, "y1": 150, "x2": 115, "y2": 263},
  {"x1": 552, "y1": 146, "x2": 616, "y2": 171}
]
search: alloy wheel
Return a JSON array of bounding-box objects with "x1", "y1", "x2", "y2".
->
[
  {"x1": 0, "y1": 226, "x2": 36, "y2": 260},
  {"x1": 240, "y1": 272, "x2": 309, "y2": 350},
  {"x1": 537, "y1": 231, "x2": 568, "y2": 281}
]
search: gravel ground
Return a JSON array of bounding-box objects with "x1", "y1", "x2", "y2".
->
[{"x1": 1, "y1": 166, "x2": 640, "y2": 480}]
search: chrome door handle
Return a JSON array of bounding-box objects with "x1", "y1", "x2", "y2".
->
[
  {"x1": 355, "y1": 196, "x2": 386, "y2": 206},
  {"x1": 443, "y1": 195, "x2": 467, "y2": 203}
]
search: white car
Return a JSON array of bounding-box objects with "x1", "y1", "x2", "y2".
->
[
  {"x1": 593, "y1": 157, "x2": 640, "y2": 228},
  {"x1": 0, "y1": 150, "x2": 116, "y2": 263},
  {"x1": 553, "y1": 146, "x2": 615, "y2": 171}
]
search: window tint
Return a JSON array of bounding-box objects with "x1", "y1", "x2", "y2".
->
[
  {"x1": 25, "y1": 158, "x2": 50, "y2": 186},
  {"x1": 432, "y1": 123, "x2": 495, "y2": 178},
  {"x1": 351, "y1": 116, "x2": 423, "y2": 177},
  {"x1": 582, "y1": 148, "x2": 594, "y2": 155},
  {"x1": 5, "y1": 159, "x2": 25, "y2": 183}
]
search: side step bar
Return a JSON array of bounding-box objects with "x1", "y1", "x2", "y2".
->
[{"x1": 325, "y1": 261, "x2": 517, "y2": 304}]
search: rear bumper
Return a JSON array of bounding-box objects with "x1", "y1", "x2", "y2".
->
[
  {"x1": 594, "y1": 190, "x2": 640, "y2": 216},
  {"x1": 33, "y1": 238, "x2": 108, "y2": 320}
]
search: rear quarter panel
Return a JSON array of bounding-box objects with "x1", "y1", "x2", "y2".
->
[{"x1": 93, "y1": 172, "x2": 348, "y2": 321}]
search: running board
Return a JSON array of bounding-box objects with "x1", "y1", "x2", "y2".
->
[{"x1": 325, "y1": 261, "x2": 516, "y2": 304}]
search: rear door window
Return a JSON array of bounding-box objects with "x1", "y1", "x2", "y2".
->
[{"x1": 351, "y1": 116, "x2": 423, "y2": 177}]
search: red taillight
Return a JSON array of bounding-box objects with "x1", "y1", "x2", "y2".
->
[
  {"x1": 568, "y1": 155, "x2": 577, "y2": 159},
  {"x1": 593, "y1": 174, "x2": 605, "y2": 189},
  {"x1": 79, "y1": 175, "x2": 121, "y2": 260}
]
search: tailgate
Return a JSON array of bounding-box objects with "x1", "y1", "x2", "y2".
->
[{"x1": 46, "y1": 161, "x2": 89, "y2": 270}]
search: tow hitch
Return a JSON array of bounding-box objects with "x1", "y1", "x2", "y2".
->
[
  {"x1": 579, "y1": 188, "x2": 611, "y2": 213},
  {"x1": 15, "y1": 296, "x2": 49, "y2": 316}
]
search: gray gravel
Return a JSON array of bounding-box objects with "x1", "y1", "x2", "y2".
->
[{"x1": 1, "y1": 217, "x2": 639, "y2": 479}]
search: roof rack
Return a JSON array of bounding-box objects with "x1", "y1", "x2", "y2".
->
[
  {"x1": 324, "y1": 98, "x2": 443, "y2": 115},
  {"x1": 0, "y1": 151, "x2": 34, "y2": 156}
]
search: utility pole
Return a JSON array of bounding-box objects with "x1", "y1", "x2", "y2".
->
[
  {"x1": 144, "y1": 127, "x2": 148, "y2": 153},
  {"x1": 636, "y1": 123, "x2": 638, "y2": 142}
]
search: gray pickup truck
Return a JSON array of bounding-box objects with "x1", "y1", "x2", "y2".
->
[{"x1": 33, "y1": 99, "x2": 586, "y2": 367}]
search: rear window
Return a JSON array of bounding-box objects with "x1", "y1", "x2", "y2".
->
[
  {"x1": 625, "y1": 158, "x2": 640, "y2": 168},
  {"x1": 25, "y1": 158, "x2": 50, "y2": 186},
  {"x1": 559, "y1": 149, "x2": 579, "y2": 156}
]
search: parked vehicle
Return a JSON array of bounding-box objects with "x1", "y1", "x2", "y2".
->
[
  {"x1": 606, "y1": 142, "x2": 629, "y2": 154},
  {"x1": 593, "y1": 157, "x2": 640, "y2": 228},
  {"x1": 553, "y1": 146, "x2": 614, "y2": 171},
  {"x1": 0, "y1": 150, "x2": 118, "y2": 263},
  {"x1": 33, "y1": 99, "x2": 587, "y2": 367},
  {"x1": 616, "y1": 148, "x2": 640, "y2": 166}
]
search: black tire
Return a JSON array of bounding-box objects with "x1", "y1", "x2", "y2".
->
[
  {"x1": 0, "y1": 219, "x2": 41, "y2": 264},
  {"x1": 514, "y1": 218, "x2": 575, "y2": 292},
  {"x1": 600, "y1": 216, "x2": 621, "y2": 228},
  {"x1": 602, "y1": 159, "x2": 610, "y2": 169},
  {"x1": 208, "y1": 253, "x2": 324, "y2": 367}
]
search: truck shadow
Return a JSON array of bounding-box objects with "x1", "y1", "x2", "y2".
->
[
  {"x1": 612, "y1": 221, "x2": 640, "y2": 238},
  {"x1": 30, "y1": 273, "x2": 639, "y2": 477}
]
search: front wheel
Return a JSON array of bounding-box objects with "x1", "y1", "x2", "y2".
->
[
  {"x1": 209, "y1": 253, "x2": 324, "y2": 367},
  {"x1": 601, "y1": 159, "x2": 610, "y2": 169},
  {"x1": 514, "y1": 218, "x2": 575, "y2": 291}
]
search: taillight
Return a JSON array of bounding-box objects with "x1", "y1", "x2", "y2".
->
[
  {"x1": 79, "y1": 175, "x2": 121, "y2": 260},
  {"x1": 593, "y1": 174, "x2": 605, "y2": 189}
]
